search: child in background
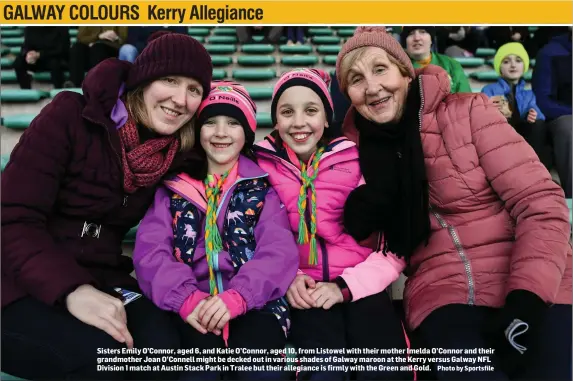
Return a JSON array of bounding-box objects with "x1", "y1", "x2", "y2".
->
[
  {"x1": 286, "y1": 27, "x2": 306, "y2": 45},
  {"x1": 133, "y1": 81, "x2": 298, "y2": 381},
  {"x1": 254, "y1": 69, "x2": 413, "y2": 381},
  {"x1": 482, "y1": 42, "x2": 551, "y2": 168}
]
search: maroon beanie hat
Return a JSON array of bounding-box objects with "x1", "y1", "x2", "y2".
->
[
  {"x1": 336, "y1": 26, "x2": 415, "y2": 88},
  {"x1": 126, "y1": 32, "x2": 213, "y2": 99}
]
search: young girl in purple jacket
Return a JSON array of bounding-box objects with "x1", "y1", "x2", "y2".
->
[{"x1": 133, "y1": 81, "x2": 298, "y2": 381}]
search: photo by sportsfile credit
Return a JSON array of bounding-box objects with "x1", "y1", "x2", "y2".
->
[{"x1": 2, "y1": 4, "x2": 264, "y2": 23}]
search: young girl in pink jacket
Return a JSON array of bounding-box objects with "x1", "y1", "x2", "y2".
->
[{"x1": 254, "y1": 69, "x2": 414, "y2": 381}]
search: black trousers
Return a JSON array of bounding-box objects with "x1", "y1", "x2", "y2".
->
[
  {"x1": 2, "y1": 295, "x2": 181, "y2": 380},
  {"x1": 176, "y1": 309, "x2": 288, "y2": 381},
  {"x1": 13, "y1": 54, "x2": 65, "y2": 89},
  {"x1": 415, "y1": 304, "x2": 572, "y2": 380},
  {"x1": 290, "y1": 291, "x2": 414, "y2": 381},
  {"x1": 69, "y1": 42, "x2": 118, "y2": 87},
  {"x1": 513, "y1": 120, "x2": 553, "y2": 170}
]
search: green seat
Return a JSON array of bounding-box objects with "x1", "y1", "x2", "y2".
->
[
  {"x1": 567, "y1": 199, "x2": 573, "y2": 224},
  {"x1": 528, "y1": 26, "x2": 539, "y2": 32},
  {"x1": 212, "y1": 69, "x2": 227, "y2": 80},
  {"x1": 279, "y1": 44, "x2": 313, "y2": 54},
  {"x1": 1, "y1": 47, "x2": 9, "y2": 56},
  {"x1": 2, "y1": 37, "x2": 24, "y2": 46},
  {"x1": 212, "y1": 27, "x2": 237, "y2": 36},
  {"x1": 3, "y1": 114, "x2": 35, "y2": 129},
  {"x1": 211, "y1": 55, "x2": 233, "y2": 67},
  {"x1": 307, "y1": 28, "x2": 333, "y2": 36},
  {"x1": 257, "y1": 112, "x2": 272, "y2": 128},
  {"x1": 454, "y1": 57, "x2": 485, "y2": 67},
  {"x1": 1, "y1": 57, "x2": 14, "y2": 68},
  {"x1": 252, "y1": 35, "x2": 287, "y2": 43},
  {"x1": 188, "y1": 36, "x2": 204, "y2": 43},
  {"x1": 245, "y1": 87, "x2": 273, "y2": 100},
  {"x1": 337, "y1": 28, "x2": 356, "y2": 37},
  {"x1": 69, "y1": 29, "x2": 78, "y2": 37},
  {"x1": 209, "y1": 35, "x2": 237, "y2": 44},
  {"x1": 0, "y1": 371, "x2": 25, "y2": 380},
  {"x1": 204, "y1": 44, "x2": 236, "y2": 54},
  {"x1": 1, "y1": 29, "x2": 23, "y2": 37},
  {"x1": 70, "y1": 37, "x2": 77, "y2": 44},
  {"x1": 530, "y1": 59, "x2": 536, "y2": 67},
  {"x1": 187, "y1": 27, "x2": 211, "y2": 36},
  {"x1": 312, "y1": 36, "x2": 341, "y2": 45},
  {"x1": 470, "y1": 70, "x2": 532, "y2": 82},
  {"x1": 237, "y1": 55, "x2": 275, "y2": 66},
  {"x1": 329, "y1": 68, "x2": 336, "y2": 76},
  {"x1": 50, "y1": 88, "x2": 83, "y2": 97},
  {"x1": 1, "y1": 155, "x2": 9, "y2": 172},
  {"x1": 123, "y1": 224, "x2": 139, "y2": 244},
  {"x1": 281, "y1": 56, "x2": 319, "y2": 66},
  {"x1": 317, "y1": 45, "x2": 341, "y2": 54},
  {"x1": 9, "y1": 47, "x2": 21, "y2": 55},
  {"x1": 475, "y1": 48, "x2": 497, "y2": 57},
  {"x1": 322, "y1": 55, "x2": 337, "y2": 65},
  {"x1": 472, "y1": 87, "x2": 482, "y2": 93},
  {"x1": 232, "y1": 69, "x2": 276, "y2": 80},
  {"x1": 242, "y1": 44, "x2": 275, "y2": 54},
  {"x1": 1, "y1": 89, "x2": 49, "y2": 102}
]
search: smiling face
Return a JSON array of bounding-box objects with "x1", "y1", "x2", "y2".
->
[
  {"x1": 499, "y1": 54, "x2": 525, "y2": 84},
  {"x1": 345, "y1": 47, "x2": 412, "y2": 124},
  {"x1": 142, "y1": 76, "x2": 203, "y2": 136},
  {"x1": 200, "y1": 115, "x2": 245, "y2": 175},
  {"x1": 405, "y1": 29, "x2": 432, "y2": 61},
  {"x1": 275, "y1": 86, "x2": 329, "y2": 163}
]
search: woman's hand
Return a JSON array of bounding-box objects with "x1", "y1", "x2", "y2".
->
[
  {"x1": 527, "y1": 109, "x2": 537, "y2": 123},
  {"x1": 286, "y1": 274, "x2": 316, "y2": 309},
  {"x1": 308, "y1": 282, "x2": 344, "y2": 310},
  {"x1": 186, "y1": 298, "x2": 209, "y2": 334},
  {"x1": 197, "y1": 296, "x2": 231, "y2": 334},
  {"x1": 66, "y1": 284, "x2": 134, "y2": 348}
]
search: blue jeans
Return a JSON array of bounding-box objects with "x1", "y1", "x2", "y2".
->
[{"x1": 119, "y1": 44, "x2": 138, "y2": 63}]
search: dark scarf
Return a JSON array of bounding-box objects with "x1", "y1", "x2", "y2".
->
[{"x1": 343, "y1": 80, "x2": 431, "y2": 262}]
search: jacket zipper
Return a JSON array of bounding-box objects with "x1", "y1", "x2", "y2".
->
[{"x1": 431, "y1": 209, "x2": 475, "y2": 305}]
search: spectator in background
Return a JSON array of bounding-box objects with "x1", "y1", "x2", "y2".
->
[
  {"x1": 486, "y1": 26, "x2": 531, "y2": 51},
  {"x1": 119, "y1": 26, "x2": 187, "y2": 63},
  {"x1": 402, "y1": 27, "x2": 471, "y2": 93},
  {"x1": 66, "y1": 27, "x2": 128, "y2": 87},
  {"x1": 532, "y1": 29, "x2": 572, "y2": 198},
  {"x1": 286, "y1": 26, "x2": 305, "y2": 45},
  {"x1": 236, "y1": 26, "x2": 284, "y2": 44},
  {"x1": 482, "y1": 42, "x2": 551, "y2": 169},
  {"x1": 436, "y1": 26, "x2": 480, "y2": 57},
  {"x1": 13, "y1": 27, "x2": 69, "y2": 89},
  {"x1": 530, "y1": 26, "x2": 571, "y2": 58}
]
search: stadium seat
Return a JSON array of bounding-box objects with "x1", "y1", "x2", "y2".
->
[
  {"x1": 307, "y1": 28, "x2": 334, "y2": 36},
  {"x1": 252, "y1": 35, "x2": 287, "y2": 43},
  {"x1": 187, "y1": 27, "x2": 211, "y2": 36},
  {"x1": 9, "y1": 47, "x2": 21, "y2": 55},
  {"x1": 2, "y1": 114, "x2": 35, "y2": 129},
  {"x1": 232, "y1": 69, "x2": 276, "y2": 80},
  {"x1": 1, "y1": 29, "x2": 23, "y2": 37},
  {"x1": 567, "y1": 199, "x2": 573, "y2": 224},
  {"x1": 50, "y1": 88, "x2": 83, "y2": 97},
  {"x1": 208, "y1": 35, "x2": 238, "y2": 44},
  {"x1": 322, "y1": 55, "x2": 337, "y2": 65},
  {"x1": 0, "y1": 372, "x2": 24, "y2": 381},
  {"x1": 454, "y1": 57, "x2": 485, "y2": 67},
  {"x1": 204, "y1": 44, "x2": 236, "y2": 54},
  {"x1": 123, "y1": 224, "x2": 139, "y2": 244},
  {"x1": 2, "y1": 37, "x2": 24, "y2": 46},
  {"x1": 336, "y1": 28, "x2": 356, "y2": 37},
  {"x1": 1, "y1": 47, "x2": 9, "y2": 56},
  {"x1": 245, "y1": 87, "x2": 273, "y2": 100},
  {"x1": 1, "y1": 89, "x2": 49, "y2": 102},
  {"x1": 188, "y1": 36, "x2": 205, "y2": 43},
  {"x1": 1, "y1": 57, "x2": 14, "y2": 68},
  {"x1": 212, "y1": 27, "x2": 237, "y2": 36},
  {"x1": 237, "y1": 56, "x2": 276, "y2": 66},
  {"x1": 1, "y1": 155, "x2": 9, "y2": 172},
  {"x1": 257, "y1": 112, "x2": 272, "y2": 128},
  {"x1": 470, "y1": 70, "x2": 533, "y2": 82},
  {"x1": 281, "y1": 56, "x2": 319, "y2": 66},
  {"x1": 475, "y1": 48, "x2": 497, "y2": 57},
  {"x1": 211, "y1": 55, "x2": 233, "y2": 67},
  {"x1": 242, "y1": 44, "x2": 275, "y2": 54},
  {"x1": 312, "y1": 36, "x2": 341, "y2": 44},
  {"x1": 69, "y1": 29, "x2": 78, "y2": 37},
  {"x1": 317, "y1": 45, "x2": 341, "y2": 54},
  {"x1": 279, "y1": 45, "x2": 313, "y2": 54},
  {"x1": 212, "y1": 69, "x2": 227, "y2": 80},
  {"x1": 472, "y1": 88, "x2": 482, "y2": 93}
]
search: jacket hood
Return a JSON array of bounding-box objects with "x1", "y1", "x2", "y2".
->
[
  {"x1": 342, "y1": 64, "x2": 451, "y2": 144},
  {"x1": 551, "y1": 33, "x2": 572, "y2": 53}
]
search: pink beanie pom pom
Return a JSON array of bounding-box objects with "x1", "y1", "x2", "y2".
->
[{"x1": 354, "y1": 26, "x2": 389, "y2": 36}]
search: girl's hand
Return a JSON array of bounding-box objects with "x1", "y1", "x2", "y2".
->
[
  {"x1": 286, "y1": 274, "x2": 316, "y2": 309},
  {"x1": 308, "y1": 282, "x2": 344, "y2": 310},
  {"x1": 527, "y1": 109, "x2": 537, "y2": 123},
  {"x1": 186, "y1": 298, "x2": 208, "y2": 334},
  {"x1": 198, "y1": 296, "x2": 231, "y2": 333}
]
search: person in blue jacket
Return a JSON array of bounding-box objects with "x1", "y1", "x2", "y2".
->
[
  {"x1": 482, "y1": 42, "x2": 551, "y2": 169},
  {"x1": 532, "y1": 30, "x2": 572, "y2": 197},
  {"x1": 119, "y1": 26, "x2": 188, "y2": 62}
]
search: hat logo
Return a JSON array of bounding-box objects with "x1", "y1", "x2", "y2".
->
[{"x1": 217, "y1": 86, "x2": 233, "y2": 92}]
